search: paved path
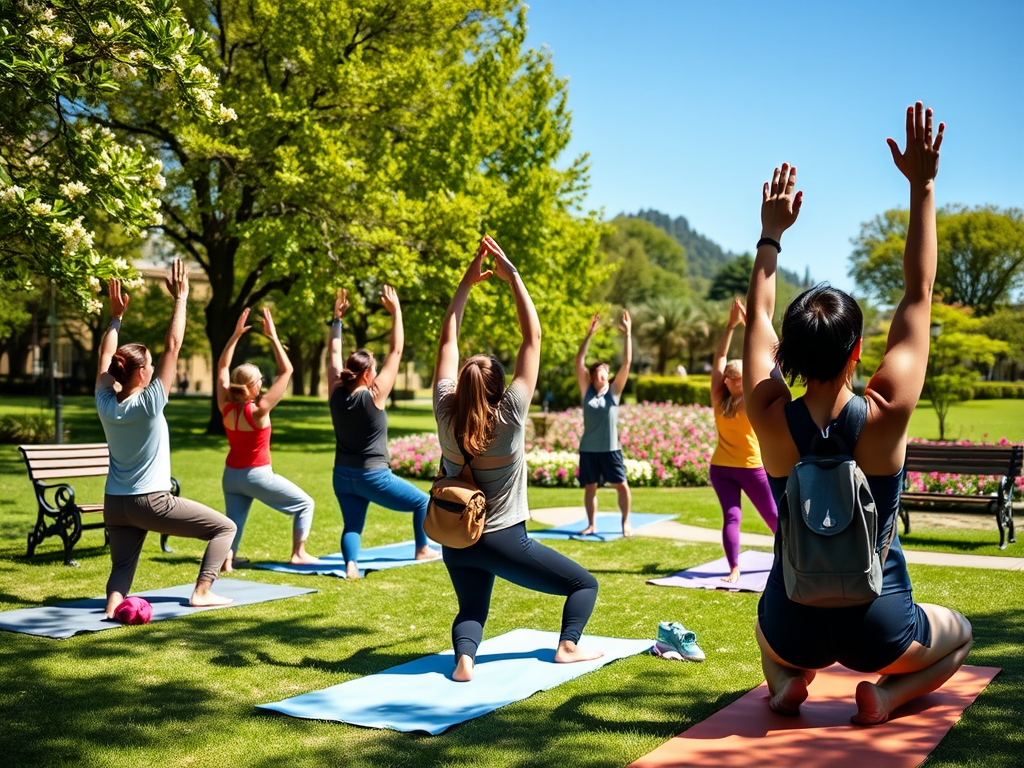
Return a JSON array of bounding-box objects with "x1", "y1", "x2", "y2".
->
[{"x1": 531, "y1": 507, "x2": 1024, "y2": 572}]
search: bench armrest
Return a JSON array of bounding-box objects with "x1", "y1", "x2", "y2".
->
[{"x1": 32, "y1": 481, "x2": 76, "y2": 515}]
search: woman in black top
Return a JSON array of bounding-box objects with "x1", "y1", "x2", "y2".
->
[{"x1": 328, "y1": 286, "x2": 439, "y2": 579}]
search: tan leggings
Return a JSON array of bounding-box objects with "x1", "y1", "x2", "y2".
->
[{"x1": 104, "y1": 492, "x2": 236, "y2": 597}]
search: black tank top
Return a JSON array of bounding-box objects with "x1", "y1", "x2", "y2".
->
[{"x1": 330, "y1": 387, "x2": 390, "y2": 470}]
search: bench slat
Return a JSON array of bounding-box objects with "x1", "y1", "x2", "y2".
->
[
  {"x1": 30, "y1": 466, "x2": 111, "y2": 480},
  {"x1": 26, "y1": 458, "x2": 110, "y2": 471},
  {"x1": 20, "y1": 448, "x2": 110, "y2": 460}
]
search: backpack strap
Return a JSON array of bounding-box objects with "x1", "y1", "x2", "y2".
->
[{"x1": 786, "y1": 396, "x2": 868, "y2": 457}]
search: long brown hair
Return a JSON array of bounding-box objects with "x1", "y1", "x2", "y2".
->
[
  {"x1": 108, "y1": 343, "x2": 148, "y2": 385},
  {"x1": 717, "y1": 359, "x2": 743, "y2": 418},
  {"x1": 340, "y1": 350, "x2": 374, "y2": 389},
  {"x1": 454, "y1": 355, "x2": 506, "y2": 456}
]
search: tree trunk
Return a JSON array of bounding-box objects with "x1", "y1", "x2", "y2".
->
[
  {"x1": 288, "y1": 336, "x2": 306, "y2": 396},
  {"x1": 307, "y1": 337, "x2": 325, "y2": 398}
]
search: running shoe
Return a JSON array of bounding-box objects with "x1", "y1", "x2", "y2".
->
[{"x1": 656, "y1": 621, "x2": 705, "y2": 662}]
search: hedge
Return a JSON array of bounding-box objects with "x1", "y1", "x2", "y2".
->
[
  {"x1": 634, "y1": 375, "x2": 712, "y2": 406},
  {"x1": 971, "y1": 381, "x2": 1024, "y2": 399}
]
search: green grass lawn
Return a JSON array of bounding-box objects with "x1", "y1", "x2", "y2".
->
[{"x1": 0, "y1": 395, "x2": 1021, "y2": 767}]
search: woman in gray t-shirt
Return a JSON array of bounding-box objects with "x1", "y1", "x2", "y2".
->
[
  {"x1": 574, "y1": 310, "x2": 633, "y2": 536},
  {"x1": 433, "y1": 236, "x2": 601, "y2": 683}
]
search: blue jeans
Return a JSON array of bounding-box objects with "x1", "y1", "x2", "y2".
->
[
  {"x1": 332, "y1": 466, "x2": 429, "y2": 563},
  {"x1": 223, "y1": 465, "x2": 315, "y2": 555}
]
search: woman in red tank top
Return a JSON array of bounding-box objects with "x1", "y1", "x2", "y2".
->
[{"x1": 216, "y1": 307, "x2": 318, "y2": 571}]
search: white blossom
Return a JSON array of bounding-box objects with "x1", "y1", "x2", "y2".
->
[
  {"x1": 59, "y1": 181, "x2": 91, "y2": 200},
  {"x1": 218, "y1": 104, "x2": 237, "y2": 122},
  {"x1": 27, "y1": 199, "x2": 52, "y2": 216},
  {"x1": 0, "y1": 185, "x2": 25, "y2": 204},
  {"x1": 85, "y1": 298, "x2": 103, "y2": 315}
]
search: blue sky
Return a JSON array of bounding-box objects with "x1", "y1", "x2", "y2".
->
[{"x1": 524, "y1": 1, "x2": 1024, "y2": 294}]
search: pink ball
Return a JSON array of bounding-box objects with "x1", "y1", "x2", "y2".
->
[{"x1": 113, "y1": 596, "x2": 153, "y2": 625}]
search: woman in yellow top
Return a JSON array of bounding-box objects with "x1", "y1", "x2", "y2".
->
[{"x1": 710, "y1": 299, "x2": 778, "y2": 581}]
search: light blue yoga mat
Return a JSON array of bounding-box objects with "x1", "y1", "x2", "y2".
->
[
  {"x1": 257, "y1": 628, "x2": 652, "y2": 734},
  {"x1": 252, "y1": 540, "x2": 442, "y2": 577},
  {"x1": 647, "y1": 550, "x2": 775, "y2": 592},
  {"x1": 529, "y1": 512, "x2": 674, "y2": 541},
  {"x1": 0, "y1": 579, "x2": 316, "y2": 639}
]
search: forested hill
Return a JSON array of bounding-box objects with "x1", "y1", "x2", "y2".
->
[{"x1": 631, "y1": 208, "x2": 807, "y2": 287}]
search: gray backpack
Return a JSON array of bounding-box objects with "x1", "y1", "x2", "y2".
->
[{"x1": 777, "y1": 397, "x2": 895, "y2": 608}]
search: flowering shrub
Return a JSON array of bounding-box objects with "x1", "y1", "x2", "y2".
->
[
  {"x1": 388, "y1": 433, "x2": 441, "y2": 480},
  {"x1": 905, "y1": 437, "x2": 1024, "y2": 494},
  {"x1": 535, "y1": 402, "x2": 717, "y2": 486}
]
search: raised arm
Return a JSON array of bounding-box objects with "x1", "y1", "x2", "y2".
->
[
  {"x1": 488, "y1": 238, "x2": 541, "y2": 394},
  {"x1": 435, "y1": 240, "x2": 493, "y2": 384},
  {"x1": 712, "y1": 299, "x2": 745, "y2": 408},
  {"x1": 215, "y1": 308, "x2": 252, "y2": 412},
  {"x1": 611, "y1": 310, "x2": 632, "y2": 398},
  {"x1": 155, "y1": 260, "x2": 189, "y2": 397},
  {"x1": 254, "y1": 307, "x2": 293, "y2": 413},
  {"x1": 96, "y1": 279, "x2": 129, "y2": 391},
  {"x1": 326, "y1": 288, "x2": 349, "y2": 395},
  {"x1": 865, "y1": 102, "x2": 943, "y2": 430},
  {"x1": 575, "y1": 312, "x2": 600, "y2": 398},
  {"x1": 743, "y1": 164, "x2": 801, "y2": 432},
  {"x1": 370, "y1": 285, "x2": 404, "y2": 409}
]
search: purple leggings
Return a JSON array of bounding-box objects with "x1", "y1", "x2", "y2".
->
[{"x1": 708, "y1": 464, "x2": 778, "y2": 569}]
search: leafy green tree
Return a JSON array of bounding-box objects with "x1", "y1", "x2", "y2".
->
[
  {"x1": 707, "y1": 254, "x2": 754, "y2": 301},
  {"x1": 925, "y1": 304, "x2": 1009, "y2": 440},
  {"x1": 850, "y1": 206, "x2": 1024, "y2": 314},
  {"x1": 596, "y1": 217, "x2": 686, "y2": 307},
  {"x1": 980, "y1": 306, "x2": 1024, "y2": 381},
  {"x1": 0, "y1": 0, "x2": 231, "y2": 311},
  {"x1": 102, "y1": 1, "x2": 603, "y2": 430},
  {"x1": 637, "y1": 296, "x2": 708, "y2": 374}
]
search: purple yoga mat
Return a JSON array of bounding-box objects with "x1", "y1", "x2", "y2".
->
[{"x1": 647, "y1": 550, "x2": 774, "y2": 592}]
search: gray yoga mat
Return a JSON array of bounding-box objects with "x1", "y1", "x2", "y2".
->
[
  {"x1": 253, "y1": 540, "x2": 442, "y2": 577},
  {"x1": 528, "y1": 512, "x2": 674, "y2": 541},
  {"x1": 0, "y1": 578, "x2": 316, "y2": 639},
  {"x1": 647, "y1": 550, "x2": 774, "y2": 592}
]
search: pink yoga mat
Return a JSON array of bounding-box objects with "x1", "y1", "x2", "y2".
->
[{"x1": 629, "y1": 664, "x2": 999, "y2": 768}]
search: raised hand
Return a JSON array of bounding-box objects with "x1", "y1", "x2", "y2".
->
[
  {"x1": 165, "y1": 259, "x2": 190, "y2": 302},
  {"x1": 761, "y1": 163, "x2": 802, "y2": 238},
  {"x1": 463, "y1": 238, "x2": 495, "y2": 286},
  {"x1": 334, "y1": 288, "x2": 350, "y2": 320},
  {"x1": 260, "y1": 307, "x2": 279, "y2": 340},
  {"x1": 381, "y1": 284, "x2": 400, "y2": 315},
  {"x1": 887, "y1": 101, "x2": 944, "y2": 185},
  {"x1": 482, "y1": 235, "x2": 518, "y2": 282},
  {"x1": 586, "y1": 312, "x2": 600, "y2": 337},
  {"x1": 108, "y1": 279, "x2": 129, "y2": 319},
  {"x1": 233, "y1": 307, "x2": 253, "y2": 338},
  {"x1": 619, "y1": 309, "x2": 632, "y2": 335},
  {"x1": 729, "y1": 298, "x2": 746, "y2": 328}
]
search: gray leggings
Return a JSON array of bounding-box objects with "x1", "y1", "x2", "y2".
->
[
  {"x1": 104, "y1": 492, "x2": 236, "y2": 597},
  {"x1": 222, "y1": 465, "x2": 315, "y2": 554}
]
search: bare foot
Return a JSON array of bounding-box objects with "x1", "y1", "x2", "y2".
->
[
  {"x1": 721, "y1": 567, "x2": 740, "y2": 583},
  {"x1": 220, "y1": 553, "x2": 234, "y2": 574},
  {"x1": 105, "y1": 592, "x2": 125, "y2": 619},
  {"x1": 554, "y1": 640, "x2": 604, "y2": 664},
  {"x1": 769, "y1": 675, "x2": 808, "y2": 715},
  {"x1": 622, "y1": 520, "x2": 633, "y2": 538},
  {"x1": 346, "y1": 561, "x2": 362, "y2": 580},
  {"x1": 290, "y1": 552, "x2": 320, "y2": 565},
  {"x1": 852, "y1": 680, "x2": 890, "y2": 725},
  {"x1": 190, "y1": 589, "x2": 233, "y2": 608},
  {"x1": 579, "y1": 526, "x2": 596, "y2": 536},
  {"x1": 415, "y1": 545, "x2": 442, "y2": 561},
  {"x1": 453, "y1": 654, "x2": 474, "y2": 682}
]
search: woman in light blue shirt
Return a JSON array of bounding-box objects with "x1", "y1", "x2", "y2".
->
[{"x1": 96, "y1": 262, "x2": 235, "y2": 618}]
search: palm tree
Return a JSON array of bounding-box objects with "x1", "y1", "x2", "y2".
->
[{"x1": 637, "y1": 297, "x2": 709, "y2": 374}]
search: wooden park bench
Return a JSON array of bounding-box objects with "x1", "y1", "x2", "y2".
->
[
  {"x1": 900, "y1": 443, "x2": 1022, "y2": 550},
  {"x1": 18, "y1": 443, "x2": 179, "y2": 566}
]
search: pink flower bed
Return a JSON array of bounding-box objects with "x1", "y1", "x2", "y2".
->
[{"x1": 535, "y1": 402, "x2": 717, "y2": 486}]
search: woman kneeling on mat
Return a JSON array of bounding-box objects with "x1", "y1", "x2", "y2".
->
[
  {"x1": 216, "y1": 306, "x2": 317, "y2": 572},
  {"x1": 328, "y1": 285, "x2": 440, "y2": 580},
  {"x1": 709, "y1": 298, "x2": 777, "y2": 582},
  {"x1": 744, "y1": 103, "x2": 972, "y2": 724},
  {"x1": 434, "y1": 235, "x2": 601, "y2": 682},
  {"x1": 575, "y1": 309, "x2": 633, "y2": 537},
  {"x1": 96, "y1": 262, "x2": 235, "y2": 616}
]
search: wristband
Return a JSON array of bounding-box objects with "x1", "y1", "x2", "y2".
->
[
  {"x1": 756, "y1": 237, "x2": 782, "y2": 253},
  {"x1": 326, "y1": 318, "x2": 344, "y2": 328},
  {"x1": 108, "y1": 318, "x2": 122, "y2": 332}
]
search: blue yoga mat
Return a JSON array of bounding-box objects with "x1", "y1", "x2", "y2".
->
[
  {"x1": 647, "y1": 550, "x2": 775, "y2": 592},
  {"x1": 252, "y1": 540, "x2": 442, "y2": 577},
  {"x1": 0, "y1": 579, "x2": 316, "y2": 639},
  {"x1": 257, "y1": 628, "x2": 652, "y2": 734},
  {"x1": 529, "y1": 512, "x2": 674, "y2": 541}
]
